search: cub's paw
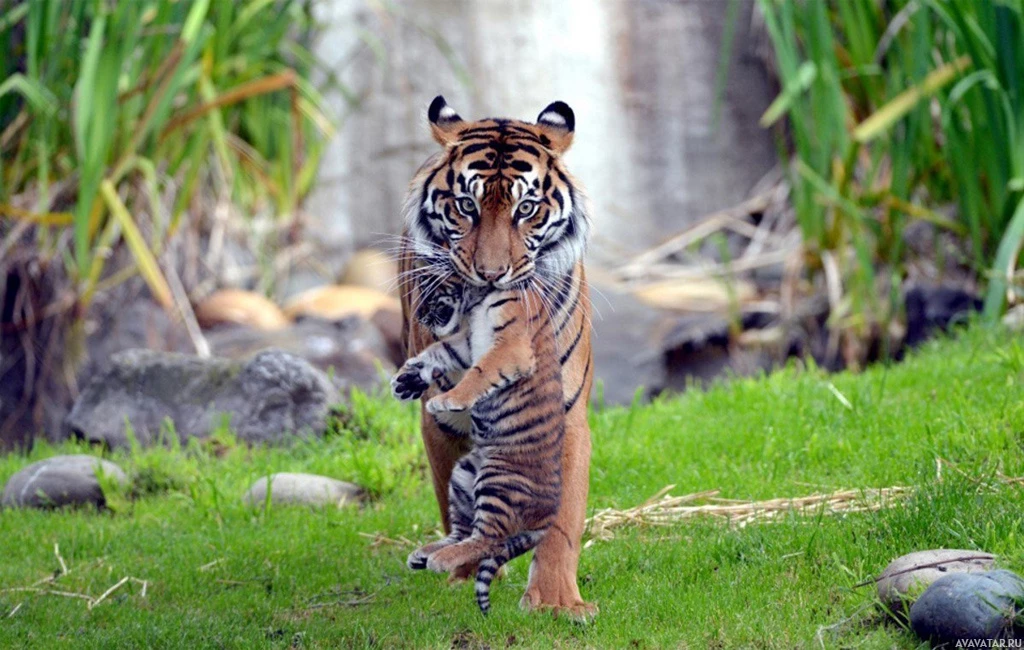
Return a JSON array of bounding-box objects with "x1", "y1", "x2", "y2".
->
[
  {"x1": 391, "y1": 361, "x2": 431, "y2": 401},
  {"x1": 407, "y1": 550, "x2": 428, "y2": 570},
  {"x1": 426, "y1": 392, "x2": 471, "y2": 415}
]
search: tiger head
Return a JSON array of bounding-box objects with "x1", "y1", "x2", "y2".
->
[
  {"x1": 415, "y1": 272, "x2": 465, "y2": 337},
  {"x1": 405, "y1": 96, "x2": 590, "y2": 290}
]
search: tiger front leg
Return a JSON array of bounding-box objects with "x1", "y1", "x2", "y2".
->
[
  {"x1": 392, "y1": 331, "x2": 472, "y2": 401},
  {"x1": 427, "y1": 340, "x2": 535, "y2": 415}
]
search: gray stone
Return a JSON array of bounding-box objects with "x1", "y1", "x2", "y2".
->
[
  {"x1": 65, "y1": 349, "x2": 341, "y2": 448},
  {"x1": 1, "y1": 455, "x2": 127, "y2": 509},
  {"x1": 877, "y1": 549, "x2": 997, "y2": 613},
  {"x1": 204, "y1": 316, "x2": 393, "y2": 394},
  {"x1": 660, "y1": 311, "x2": 780, "y2": 392},
  {"x1": 589, "y1": 286, "x2": 668, "y2": 405},
  {"x1": 910, "y1": 570, "x2": 1024, "y2": 644},
  {"x1": 1003, "y1": 304, "x2": 1024, "y2": 332},
  {"x1": 243, "y1": 473, "x2": 364, "y2": 508},
  {"x1": 904, "y1": 283, "x2": 982, "y2": 348}
]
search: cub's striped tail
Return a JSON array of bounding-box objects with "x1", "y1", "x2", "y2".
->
[{"x1": 475, "y1": 530, "x2": 547, "y2": 615}]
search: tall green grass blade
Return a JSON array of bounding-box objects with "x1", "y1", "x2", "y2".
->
[
  {"x1": 99, "y1": 179, "x2": 174, "y2": 311},
  {"x1": 0, "y1": 74, "x2": 57, "y2": 115},
  {"x1": 182, "y1": 0, "x2": 212, "y2": 45},
  {"x1": 759, "y1": 62, "x2": 817, "y2": 127},
  {"x1": 854, "y1": 56, "x2": 970, "y2": 142},
  {"x1": 983, "y1": 198, "x2": 1024, "y2": 320}
]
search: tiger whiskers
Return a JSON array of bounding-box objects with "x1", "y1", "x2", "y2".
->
[
  {"x1": 544, "y1": 268, "x2": 605, "y2": 324},
  {"x1": 371, "y1": 231, "x2": 448, "y2": 255},
  {"x1": 528, "y1": 277, "x2": 565, "y2": 358},
  {"x1": 531, "y1": 270, "x2": 595, "y2": 336},
  {"x1": 518, "y1": 285, "x2": 533, "y2": 327},
  {"x1": 407, "y1": 269, "x2": 454, "y2": 326},
  {"x1": 386, "y1": 259, "x2": 453, "y2": 296},
  {"x1": 527, "y1": 277, "x2": 559, "y2": 325}
]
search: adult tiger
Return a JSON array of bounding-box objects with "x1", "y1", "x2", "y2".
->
[{"x1": 398, "y1": 96, "x2": 596, "y2": 618}]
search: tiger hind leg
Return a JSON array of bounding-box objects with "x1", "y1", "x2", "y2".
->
[
  {"x1": 408, "y1": 452, "x2": 477, "y2": 570},
  {"x1": 408, "y1": 534, "x2": 462, "y2": 570},
  {"x1": 425, "y1": 535, "x2": 496, "y2": 574},
  {"x1": 475, "y1": 530, "x2": 547, "y2": 615}
]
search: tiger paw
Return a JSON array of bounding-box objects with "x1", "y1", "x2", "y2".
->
[
  {"x1": 391, "y1": 360, "x2": 431, "y2": 401},
  {"x1": 425, "y1": 546, "x2": 465, "y2": 573},
  {"x1": 426, "y1": 392, "x2": 470, "y2": 415},
  {"x1": 407, "y1": 550, "x2": 428, "y2": 570}
]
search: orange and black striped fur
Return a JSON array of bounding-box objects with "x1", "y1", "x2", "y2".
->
[
  {"x1": 397, "y1": 96, "x2": 597, "y2": 618},
  {"x1": 392, "y1": 275, "x2": 564, "y2": 615}
]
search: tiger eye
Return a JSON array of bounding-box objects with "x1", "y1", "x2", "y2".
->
[
  {"x1": 458, "y1": 197, "x2": 476, "y2": 215},
  {"x1": 517, "y1": 201, "x2": 537, "y2": 218}
]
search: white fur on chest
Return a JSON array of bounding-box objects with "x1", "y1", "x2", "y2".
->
[{"x1": 467, "y1": 296, "x2": 500, "y2": 363}]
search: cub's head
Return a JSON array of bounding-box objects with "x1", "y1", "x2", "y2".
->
[
  {"x1": 415, "y1": 273, "x2": 465, "y2": 337},
  {"x1": 405, "y1": 96, "x2": 590, "y2": 289}
]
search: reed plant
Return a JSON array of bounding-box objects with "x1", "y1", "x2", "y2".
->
[
  {"x1": 757, "y1": 0, "x2": 1024, "y2": 355},
  {"x1": 0, "y1": 0, "x2": 332, "y2": 310}
]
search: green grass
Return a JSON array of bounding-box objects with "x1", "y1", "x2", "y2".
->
[{"x1": 1, "y1": 326, "x2": 1023, "y2": 649}]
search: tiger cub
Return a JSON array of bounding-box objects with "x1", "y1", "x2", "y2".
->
[{"x1": 392, "y1": 274, "x2": 565, "y2": 615}]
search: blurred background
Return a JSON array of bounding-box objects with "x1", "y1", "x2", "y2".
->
[{"x1": 2, "y1": 0, "x2": 1022, "y2": 449}]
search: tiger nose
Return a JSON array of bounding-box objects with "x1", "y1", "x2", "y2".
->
[{"x1": 475, "y1": 265, "x2": 508, "y2": 282}]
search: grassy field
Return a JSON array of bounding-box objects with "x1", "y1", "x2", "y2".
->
[{"x1": 1, "y1": 325, "x2": 1022, "y2": 649}]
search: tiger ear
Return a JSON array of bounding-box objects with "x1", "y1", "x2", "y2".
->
[
  {"x1": 428, "y1": 95, "x2": 464, "y2": 147},
  {"x1": 535, "y1": 101, "x2": 575, "y2": 155}
]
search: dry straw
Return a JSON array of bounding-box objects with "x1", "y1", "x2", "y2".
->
[
  {"x1": 584, "y1": 484, "x2": 916, "y2": 547},
  {"x1": 1, "y1": 543, "x2": 148, "y2": 616}
]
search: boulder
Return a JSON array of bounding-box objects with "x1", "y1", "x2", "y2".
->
[
  {"x1": 632, "y1": 277, "x2": 757, "y2": 313},
  {"x1": 243, "y1": 473, "x2": 364, "y2": 508},
  {"x1": 910, "y1": 570, "x2": 1024, "y2": 644},
  {"x1": 1, "y1": 455, "x2": 127, "y2": 509},
  {"x1": 65, "y1": 349, "x2": 341, "y2": 448},
  {"x1": 1, "y1": 291, "x2": 194, "y2": 449},
  {"x1": 589, "y1": 286, "x2": 668, "y2": 405},
  {"x1": 340, "y1": 249, "x2": 399, "y2": 296},
  {"x1": 204, "y1": 315, "x2": 392, "y2": 393},
  {"x1": 1003, "y1": 304, "x2": 1024, "y2": 332},
  {"x1": 876, "y1": 549, "x2": 997, "y2": 614},
  {"x1": 370, "y1": 307, "x2": 405, "y2": 368},
  {"x1": 283, "y1": 285, "x2": 399, "y2": 321},
  {"x1": 903, "y1": 283, "x2": 982, "y2": 348},
  {"x1": 194, "y1": 289, "x2": 290, "y2": 331},
  {"x1": 660, "y1": 311, "x2": 779, "y2": 392}
]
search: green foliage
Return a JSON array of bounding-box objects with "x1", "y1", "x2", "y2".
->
[
  {"x1": 0, "y1": 0, "x2": 332, "y2": 305},
  {"x1": 0, "y1": 326, "x2": 1021, "y2": 647},
  {"x1": 757, "y1": 0, "x2": 1024, "y2": 339}
]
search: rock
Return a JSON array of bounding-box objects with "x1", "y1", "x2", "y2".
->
[
  {"x1": 1, "y1": 455, "x2": 127, "y2": 509},
  {"x1": 85, "y1": 296, "x2": 196, "y2": 373},
  {"x1": 283, "y1": 285, "x2": 400, "y2": 321},
  {"x1": 910, "y1": 570, "x2": 1024, "y2": 644},
  {"x1": 1003, "y1": 304, "x2": 1024, "y2": 332},
  {"x1": 204, "y1": 316, "x2": 393, "y2": 393},
  {"x1": 877, "y1": 549, "x2": 997, "y2": 613},
  {"x1": 65, "y1": 349, "x2": 341, "y2": 448},
  {"x1": 370, "y1": 307, "x2": 405, "y2": 368},
  {"x1": 194, "y1": 289, "x2": 290, "y2": 331},
  {"x1": 243, "y1": 472, "x2": 364, "y2": 508},
  {"x1": 0, "y1": 262, "x2": 196, "y2": 448},
  {"x1": 632, "y1": 278, "x2": 757, "y2": 313},
  {"x1": 589, "y1": 286, "x2": 667, "y2": 405},
  {"x1": 341, "y1": 249, "x2": 399, "y2": 296},
  {"x1": 660, "y1": 311, "x2": 778, "y2": 392},
  {"x1": 904, "y1": 283, "x2": 982, "y2": 348}
]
